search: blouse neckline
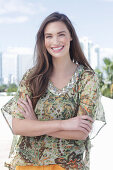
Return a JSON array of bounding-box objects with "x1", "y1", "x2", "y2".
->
[{"x1": 48, "y1": 64, "x2": 80, "y2": 96}]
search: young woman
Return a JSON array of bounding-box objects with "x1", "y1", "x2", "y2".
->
[{"x1": 1, "y1": 12, "x2": 106, "y2": 170}]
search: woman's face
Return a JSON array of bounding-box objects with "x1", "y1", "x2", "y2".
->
[{"x1": 44, "y1": 21, "x2": 72, "y2": 59}]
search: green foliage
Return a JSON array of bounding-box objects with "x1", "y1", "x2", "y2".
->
[
  {"x1": 0, "y1": 83, "x2": 17, "y2": 96},
  {"x1": 7, "y1": 83, "x2": 18, "y2": 92},
  {"x1": 101, "y1": 84, "x2": 111, "y2": 98},
  {"x1": 6, "y1": 84, "x2": 17, "y2": 96},
  {"x1": 0, "y1": 84, "x2": 8, "y2": 92},
  {"x1": 95, "y1": 57, "x2": 113, "y2": 99},
  {"x1": 95, "y1": 68, "x2": 104, "y2": 88},
  {"x1": 103, "y1": 58, "x2": 113, "y2": 83}
]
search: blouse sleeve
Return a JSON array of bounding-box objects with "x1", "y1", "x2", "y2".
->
[
  {"x1": 77, "y1": 70, "x2": 106, "y2": 139},
  {"x1": 1, "y1": 69, "x2": 32, "y2": 133}
]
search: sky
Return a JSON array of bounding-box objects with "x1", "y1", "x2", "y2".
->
[{"x1": 0, "y1": 0, "x2": 113, "y2": 52}]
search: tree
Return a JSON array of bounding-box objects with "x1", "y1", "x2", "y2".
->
[
  {"x1": 102, "y1": 57, "x2": 113, "y2": 98},
  {"x1": 0, "y1": 84, "x2": 8, "y2": 92},
  {"x1": 95, "y1": 68, "x2": 104, "y2": 89},
  {"x1": 103, "y1": 58, "x2": 113, "y2": 83},
  {"x1": 7, "y1": 83, "x2": 18, "y2": 93}
]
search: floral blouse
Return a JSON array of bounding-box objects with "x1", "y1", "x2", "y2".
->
[{"x1": 1, "y1": 64, "x2": 106, "y2": 170}]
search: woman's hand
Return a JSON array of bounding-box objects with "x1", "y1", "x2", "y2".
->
[
  {"x1": 61, "y1": 115, "x2": 93, "y2": 136},
  {"x1": 17, "y1": 95, "x2": 37, "y2": 120}
]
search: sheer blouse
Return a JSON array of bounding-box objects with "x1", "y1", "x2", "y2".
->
[{"x1": 1, "y1": 64, "x2": 106, "y2": 170}]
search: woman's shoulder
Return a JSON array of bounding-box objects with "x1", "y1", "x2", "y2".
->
[
  {"x1": 20, "y1": 67, "x2": 35, "y2": 82},
  {"x1": 78, "y1": 64, "x2": 94, "y2": 74},
  {"x1": 18, "y1": 67, "x2": 35, "y2": 87},
  {"x1": 78, "y1": 64, "x2": 99, "y2": 83},
  {"x1": 17, "y1": 67, "x2": 35, "y2": 93}
]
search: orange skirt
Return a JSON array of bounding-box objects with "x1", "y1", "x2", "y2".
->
[{"x1": 16, "y1": 165, "x2": 65, "y2": 170}]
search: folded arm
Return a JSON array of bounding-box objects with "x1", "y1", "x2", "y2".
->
[
  {"x1": 12, "y1": 116, "x2": 92, "y2": 140},
  {"x1": 47, "y1": 130, "x2": 89, "y2": 140},
  {"x1": 47, "y1": 71, "x2": 99, "y2": 140},
  {"x1": 12, "y1": 117, "x2": 62, "y2": 136},
  {"x1": 13, "y1": 95, "x2": 93, "y2": 139}
]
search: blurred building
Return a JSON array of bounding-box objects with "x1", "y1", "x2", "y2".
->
[
  {"x1": 2, "y1": 49, "x2": 17, "y2": 84},
  {"x1": 1, "y1": 44, "x2": 113, "y2": 86},
  {"x1": 0, "y1": 52, "x2": 2, "y2": 85},
  {"x1": 80, "y1": 37, "x2": 113, "y2": 71},
  {"x1": 95, "y1": 46, "x2": 100, "y2": 69},
  {"x1": 17, "y1": 54, "x2": 33, "y2": 84},
  {"x1": 80, "y1": 37, "x2": 94, "y2": 63},
  {"x1": 89, "y1": 45, "x2": 100, "y2": 70},
  {"x1": 80, "y1": 37, "x2": 89, "y2": 60},
  {"x1": 80, "y1": 37, "x2": 100, "y2": 70},
  {"x1": 2, "y1": 47, "x2": 33, "y2": 85}
]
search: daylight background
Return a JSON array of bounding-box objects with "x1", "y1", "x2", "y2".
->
[
  {"x1": 0, "y1": 0, "x2": 113, "y2": 169},
  {"x1": 0, "y1": 0, "x2": 113, "y2": 49}
]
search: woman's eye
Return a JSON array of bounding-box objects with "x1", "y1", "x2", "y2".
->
[
  {"x1": 59, "y1": 34, "x2": 65, "y2": 37},
  {"x1": 45, "y1": 36, "x2": 52, "y2": 39}
]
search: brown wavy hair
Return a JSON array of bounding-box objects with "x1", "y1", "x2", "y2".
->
[{"x1": 26, "y1": 12, "x2": 92, "y2": 109}]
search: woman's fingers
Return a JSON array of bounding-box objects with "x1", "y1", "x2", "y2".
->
[
  {"x1": 81, "y1": 119, "x2": 92, "y2": 129},
  {"x1": 26, "y1": 95, "x2": 33, "y2": 109},
  {"x1": 18, "y1": 98, "x2": 31, "y2": 113},
  {"x1": 70, "y1": 115, "x2": 93, "y2": 134},
  {"x1": 80, "y1": 116, "x2": 93, "y2": 133},
  {"x1": 17, "y1": 100, "x2": 29, "y2": 113},
  {"x1": 16, "y1": 107, "x2": 27, "y2": 117},
  {"x1": 17, "y1": 96, "x2": 37, "y2": 120},
  {"x1": 81, "y1": 115, "x2": 94, "y2": 123},
  {"x1": 80, "y1": 122, "x2": 91, "y2": 133},
  {"x1": 79, "y1": 127, "x2": 89, "y2": 136}
]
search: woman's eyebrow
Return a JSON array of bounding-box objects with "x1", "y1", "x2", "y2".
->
[
  {"x1": 44, "y1": 31, "x2": 66, "y2": 36},
  {"x1": 57, "y1": 31, "x2": 66, "y2": 34}
]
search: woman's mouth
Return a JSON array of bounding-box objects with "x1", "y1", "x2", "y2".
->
[{"x1": 51, "y1": 46, "x2": 64, "y2": 53}]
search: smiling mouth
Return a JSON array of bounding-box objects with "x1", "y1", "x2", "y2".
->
[{"x1": 51, "y1": 46, "x2": 64, "y2": 52}]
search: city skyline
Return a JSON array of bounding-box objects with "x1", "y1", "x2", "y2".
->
[
  {"x1": 0, "y1": 0, "x2": 113, "y2": 51},
  {"x1": 0, "y1": 0, "x2": 113, "y2": 85},
  {"x1": 0, "y1": 47, "x2": 34, "y2": 85},
  {"x1": 1, "y1": 35, "x2": 113, "y2": 85}
]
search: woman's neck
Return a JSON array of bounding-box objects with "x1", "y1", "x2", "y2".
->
[{"x1": 52, "y1": 56, "x2": 76, "y2": 77}]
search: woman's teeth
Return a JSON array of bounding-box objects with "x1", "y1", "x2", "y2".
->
[{"x1": 52, "y1": 46, "x2": 64, "y2": 51}]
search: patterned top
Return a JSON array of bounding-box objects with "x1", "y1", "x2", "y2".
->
[{"x1": 1, "y1": 64, "x2": 106, "y2": 170}]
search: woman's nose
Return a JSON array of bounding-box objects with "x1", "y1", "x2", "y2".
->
[{"x1": 52, "y1": 36, "x2": 59, "y2": 44}]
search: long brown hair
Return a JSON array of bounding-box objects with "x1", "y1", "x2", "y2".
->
[{"x1": 26, "y1": 12, "x2": 92, "y2": 109}]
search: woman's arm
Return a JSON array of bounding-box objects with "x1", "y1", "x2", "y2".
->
[
  {"x1": 13, "y1": 95, "x2": 93, "y2": 138},
  {"x1": 47, "y1": 130, "x2": 89, "y2": 140},
  {"x1": 12, "y1": 118, "x2": 61, "y2": 136},
  {"x1": 12, "y1": 115, "x2": 92, "y2": 138},
  {"x1": 47, "y1": 115, "x2": 92, "y2": 140},
  {"x1": 12, "y1": 96, "x2": 62, "y2": 136}
]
